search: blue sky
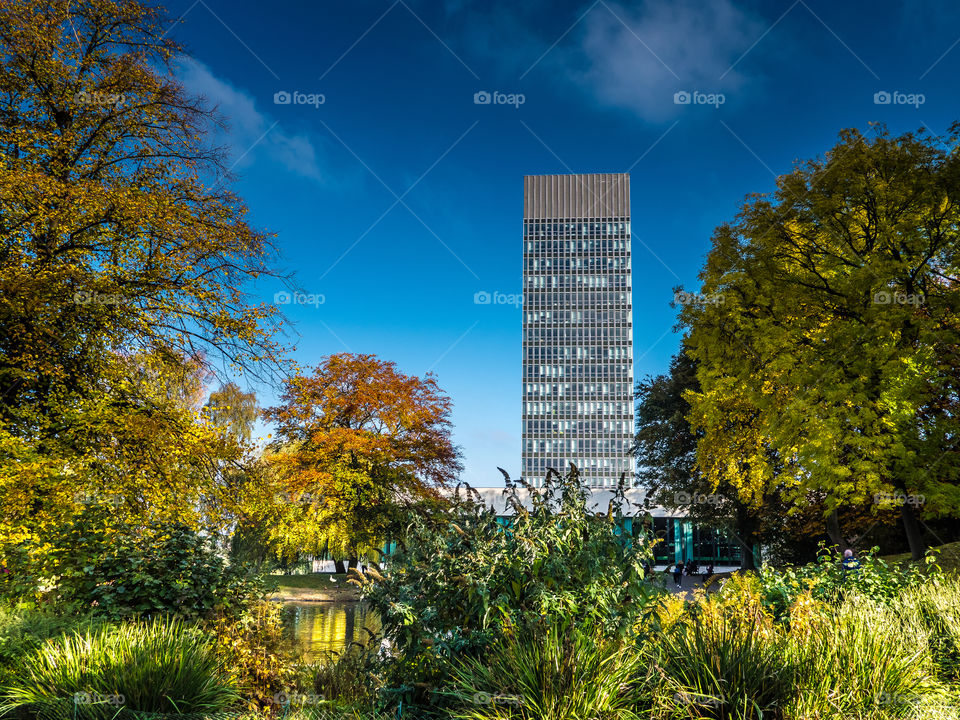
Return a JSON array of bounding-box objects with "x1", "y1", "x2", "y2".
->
[{"x1": 163, "y1": 0, "x2": 960, "y2": 486}]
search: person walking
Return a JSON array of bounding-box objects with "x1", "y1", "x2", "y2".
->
[{"x1": 672, "y1": 562, "x2": 684, "y2": 589}]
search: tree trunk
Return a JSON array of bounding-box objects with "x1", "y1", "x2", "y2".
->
[
  {"x1": 738, "y1": 536, "x2": 757, "y2": 571},
  {"x1": 825, "y1": 507, "x2": 847, "y2": 550},
  {"x1": 348, "y1": 557, "x2": 358, "y2": 570},
  {"x1": 900, "y1": 502, "x2": 926, "y2": 561},
  {"x1": 734, "y1": 504, "x2": 758, "y2": 571},
  {"x1": 333, "y1": 559, "x2": 346, "y2": 574}
]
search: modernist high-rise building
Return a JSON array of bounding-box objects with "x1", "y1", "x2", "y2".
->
[{"x1": 521, "y1": 173, "x2": 635, "y2": 488}]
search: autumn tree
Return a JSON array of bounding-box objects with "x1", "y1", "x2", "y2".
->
[
  {"x1": 683, "y1": 125, "x2": 960, "y2": 559},
  {"x1": 0, "y1": 0, "x2": 286, "y2": 560},
  {"x1": 260, "y1": 353, "x2": 463, "y2": 567},
  {"x1": 206, "y1": 382, "x2": 260, "y2": 444}
]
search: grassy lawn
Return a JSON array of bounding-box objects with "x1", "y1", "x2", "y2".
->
[
  {"x1": 265, "y1": 572, "x2": 359, "y2": 601},
  {"x1": 882, "y1": 540, "x2": 960, "y2": 574}
]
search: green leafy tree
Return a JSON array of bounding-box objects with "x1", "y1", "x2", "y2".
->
[{"x1": 684, "y1": 125, "x2": 960, "y2": 559}]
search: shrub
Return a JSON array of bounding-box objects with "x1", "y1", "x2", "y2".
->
[
  {"x1": 447, "y1": 623, "x2": 648, "y2": 720},
  {"x1": 1, "y1": 616, "x2": 239, "y2": 718},
  {"x1": 359, "y1": 468, "x2": 661, "y2": 712},
  {"x1": 46, "y1": 504, "x2": 260, "y2": 620},
  {"x1": 754, "y1": 544, "x2": 941, "y2": 620},
  {"x1": 208, "y1": 599, "x2": 301, "y2": 710}
]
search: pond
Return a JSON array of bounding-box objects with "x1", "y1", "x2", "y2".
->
[{"x1": 281, "y1": 600, "x2": 381, "y2": 661}]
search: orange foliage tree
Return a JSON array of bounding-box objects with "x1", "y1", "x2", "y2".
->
[{"x1": 259, "y1": 354, "x2": 462, "y2": 563}]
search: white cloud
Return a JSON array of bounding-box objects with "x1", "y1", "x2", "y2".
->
[
  {"x1": 571, "y1": 0, "x2": 764, "y2": 121},
  {"x1": 175, "y1": 58, "x2": 324, "y2": 181}
]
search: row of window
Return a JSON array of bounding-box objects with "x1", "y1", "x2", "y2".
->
[
  {"x1": 523, "y1": 342, "x2": 633, "y2": 356},
  {"x1": 526, "y1": 258, "x2": 630, "y2": 272},
  {"x1": 524, "y1": 241, "x2": 631, "y2": 255},
  {"x1": 523, "y1": 438, "x2": 632, "y2": 454},
  {"x1": 524, "y1": 309, "x2": 631, "y2": 323},
  {"x1": 523, "y1": 347, "x2": 632, "y2": 362},
  {"x1": 524, "y1": 401, "x2": 632, "y2": 415},
  {"x1": 523, "y1": 290, "x2": 631, "y2": 304},
  {"x1": 525, "y1": 275, "x2": 629, "y2": 289},
  {"x1": 523, "y1": 381, "x2": 630, "y2": 395},
  {"x1": 524, "y1": 368, "x2": 632, "y2": 382},
  {"x1": 524, "y1": 418, "x2": 632, "y2": 433},
  {"x1": 528, "y1": 477, "x2": 630, "y2": 488},
  {"x1": 522, "y1": 221, "x2": 630, "y2": 238}
]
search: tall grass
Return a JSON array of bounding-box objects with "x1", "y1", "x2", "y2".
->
[
  {"x1": 0, "y1": 603, "x2": 99, "y2": 686},
  {"x1": 1, "y1": 616, "x2": 239, "y2": 718},
  {"x1": 651, "y1": 609, "x2": 794, "y2": 719},
  {"x1": 787, "y1": 598, "x2": 946, "y2": 719},
  {"x1": 645, "y1": 578, "x2": 960, "y2": 720},
  {"x1": 447, "y1": 622, "x2": 647, "y2": 720},
  {"x1": 304, "y1": 645, "x2": 377, "y2": 708},
  {"x1": 894, "y1": 577, "x2": 960, "y2": 681}
]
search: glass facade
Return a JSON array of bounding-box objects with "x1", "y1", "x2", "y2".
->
[{"x1": 521, "y1": 174, "x2": 635, "y2": 488}]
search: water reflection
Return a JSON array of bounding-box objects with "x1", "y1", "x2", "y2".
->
[{"x1": 282, "y1": 601, "x2": 381, "y2": 661}]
